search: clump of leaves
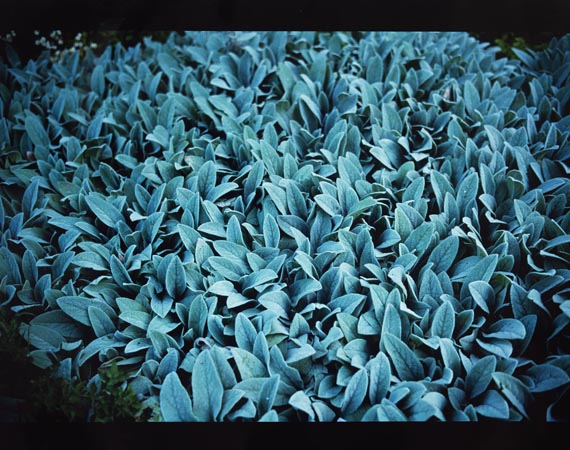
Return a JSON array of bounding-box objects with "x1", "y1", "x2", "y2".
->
[
  {"x1": 474, "y1": 32, "x2": 561, "y2": 59},
  {"x1": 27, "y1": 372, "x2": 91, "y2": 422},
  {"x1": 89, "y1": 362, "x2": 156, "y2": 422},
  {"x1": 28, "y1": 362, "x2": 155, "y2": 422},
  {"x1": 0, "y1": 311, "x2": 38, "y2": 421},
  {"x1": 1, "y1": 310, "x2": 152, "y2": 422},
  {"x1": 0, "y1": 310, "x2": 30, "y2": 366},
  {"x1": 1, "y1": 31, "x2": 570, "y2": 422}
]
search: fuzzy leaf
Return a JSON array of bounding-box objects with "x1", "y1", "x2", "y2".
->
[
  {"x1": 483, "y1": 319, "x2": 526, "y2": 340},
  {"x1": 231, "y1": 347, "x2": 267, "y2": 379},
  {"x1": 165, "y1": 256, "x2": 186, "y2": 299},
  {"x1": 25, "y1": 115, "x2": 50, "y2": 148},
  {"x1": 341, "y1": 368, "x2": 368, "y2": 415},
  {"x1": 465, "y1": 355, "x2": 496, "y2": 399},
  {"x1": 87, "y1": 306, "x2": 115, "y2": 338},
  {"x1": 403, "y1": 221, "x2": 435, "y2": 259},
  {"x1": 526, "y1": 364, "x2": 570, "y2": 393},
  {"x1": 428, "y1": 236, "x2": 459, "y2": 274},
  {"x1": 368, "y1": 353, "x2": 391, "y2": 404},
  {"x1": 468, "y1": 280, "x2": 494, "y2": 314},
  {"x1": 263, "y1": 214, "x2": 280, "y2": 248},
  {"x1": 475, "y1": 390, "x2": 509, "y2": 419},
  {"x1": 85, "y1": 193, "x2": 123, "y2": 229},
  {"x1": 431, "y1": 301, "x2": 455, "y2": 339},
  {"x1": 460, "y1": 254, "x2": 498, "y2": 300},
  {"x1": 383, "y1": 333, "x2": 423, "y2": 381},
  {"x1": 235, "y1": 313, "x2": 258, "y2": 353},
  {"x1": 492, "y1": 372, "x2": 530, "y2": 418},
  {"x1": 289, "y1": 390, "x2": 315, "y2": 420},
  {"x1": 192, "y1": 350, "x2": 224, "y2": 421},
  {"x1": 160, "y1": 372, "x2": 196, "y2": 422}
]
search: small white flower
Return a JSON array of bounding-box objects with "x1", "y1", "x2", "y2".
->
[{"x1": 34, "y1": 30, "x2": 40, "y2": 35}]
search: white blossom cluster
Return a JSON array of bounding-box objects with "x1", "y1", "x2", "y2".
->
[
  {"x1": 1, "y1": 30, "x2": 98, "y2": 63},
  {"x1": 0, "y1": 30, "x2": 16, "y2": 43},
  {"x1": 49, "y1": 32, "x2": 98, "y2": 62},
  {"x1": 34, "y1": 30, "x2": 64, "y2": 50}
]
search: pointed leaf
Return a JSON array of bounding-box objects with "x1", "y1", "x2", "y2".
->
[
  {"x1": 258, "y1": 375, "x2": 280, "y2": 416},
  {"x1": 428, "y1": 236, "x2": 459, "y2": 273},
  {"x1": 492, "y1": 372, "x2": 530, "y2": 418},
  {"x1": 475, "y1": 390, "x2": 509, "y2": 419},
  {"x1": 87, "y1": 306, "x2": 115, "y2": 338},
  {"x1": 231, "y1": 347, "x2": 267, "y2": 379},
  {"x1": 469, "y1": 280, "x2": 494, "y2": 314},
  {"x1": 342, "y1": 368, "x2": 368, "y2": 415},
  {"x1": 192, "y1": 350, "x2": 224, "y2": 421},
  {"x1": 85, "y1": 193, "x2": 123, "y2": 229},
  {"x1": 431, "y1": 301, "x2": 455, "y2": 339},
  {"x1": 465, "y1": 355, "x2": 496, "y2": 399},
  {"x1": 160, "y1": 372, "x2": 196, "y2": 422},
  {"x1": 483, "y1": 319, "x2": 526, "y2": 340},
  {"x1": 25, "y1": 115, "x2": 50, "y2": 148},
  {"x1": 527, "y1": 364, "x2": 570, "y2": 393},
  {"x1": 235, "y1": 313, "x2": 258, "y2": 353},
  {"x1": 165, "y1": 256, "x2": 186, "y2": 299},
  {"x1": 368, "y1": 353, "x2": 391, "y2": 404},
  {"x1": 289, "y1": 390, "x2": 315, "y2": 420},
  {"x1": 384, "y1": 334, "x2": 423, "y2": 381},
  {"x1": 263, "y1": 214, "x2": 280, "y2": 248}
]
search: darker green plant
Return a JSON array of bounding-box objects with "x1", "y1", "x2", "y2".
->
[
  {"x1": 89, "y1": 363, "x2": 153, "y2": 422},
  {"x1": 28, "y1": 362, "x2": 155, "y2": 422},
  {"x1": 0, "y1": 310, "x2": 30, "y2": 366},
  {"x1": 494, "y1": 34, "x2": 548, "y2": 59},
  {"x1": 473, "y1": 32, "x2": 559, "y2": 59},
  {"x1": 27, "y1": 371, "x2": 91, "y2": 422},
  {"x1": 0, "y1": 310, "x2": 151, "y2": 422},
  {"x1": 0, "y1": 310, "x2": 37, "y2": 422}
]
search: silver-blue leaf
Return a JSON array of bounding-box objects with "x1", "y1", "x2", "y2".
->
[{"x1": 160, "y1": 372, "x2": 196, "y2": 422}]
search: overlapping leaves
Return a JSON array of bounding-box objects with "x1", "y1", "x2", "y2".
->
[{"x1": 1, "y1": 31, "x2": 570, "y2": 421}]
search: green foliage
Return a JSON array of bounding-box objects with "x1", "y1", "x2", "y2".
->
[
  {"x1": 474, "y1": 32, "x2": 553, "y2": 60},
  {"x1": 26, "y1": 370, "x2": 91, "y2": 422},
  {"x1": 0, "y1": 310, "x2": 30, "y2": 365},
  {"x1": 90, "y1": 363, "x2": 155, "y2": 422},
  {"x1": 497, "y1": 36, "x2": 542, "y2": 60},
  {"x1": 1, "y1": 31, "x2": 570, "y2": 422},
  {"x1": 0, "y1": 310, "x2": 153, "y2": 422},
  {"x1": 29, "y1": 361, "x2": 157, "y2": 422}
]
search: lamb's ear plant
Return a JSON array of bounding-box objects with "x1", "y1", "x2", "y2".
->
[{"x1": 1, "y1": 31, "x2": 570, "y2": 422}]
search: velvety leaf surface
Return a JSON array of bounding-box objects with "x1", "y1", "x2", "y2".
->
[{"x1": 2, "y1": 30, "x2": 570, "y2": 423}]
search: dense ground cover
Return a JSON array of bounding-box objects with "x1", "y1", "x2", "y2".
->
[{"x1": 1, "y1": 31, "x2": 570, "y2": 422}]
